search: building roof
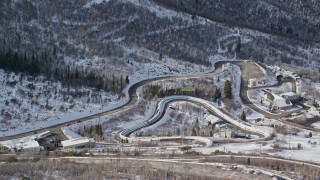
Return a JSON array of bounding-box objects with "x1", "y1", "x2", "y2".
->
[
  {"x1": 205, "y1": 114, "x2": 222, "y2": 124},
  {"x1": 29, "y1": 131, "x2": 52, "y2": 140},
  {"x1": 180, "y1": 87, "x2": 196, "y2": 92},
  {"x1": 273, "y1": 93, "x2": 292, "y2": 107},
  {"x1": 280, "y1": 92, "x2": 299, "y2": 97},
  {"x1": 218, "y1": 123, "x2": 232, "y2": 129},
  {"x1": 61, "y1": 137, "x2": 95, "y2": 148},
  {"x1": 61, "y1": 127, "x2": 82, "y2": 140},
  {"x1": 0, "y1": 132, "x2": 51, "y2": 151},
  {"x1": 19, "y1": 140, "x2": 41, "y2": 149},
  {"x1": 263, "y1": 90, "x2": 292, "y2": 108},
  {"x1": 6, "y1": 139, "x2": 42, "y2": 150},
  {"x1": 274, "y1": 99, "x2": 291, "y2": 108}
]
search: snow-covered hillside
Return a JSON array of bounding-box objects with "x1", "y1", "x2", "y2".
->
[
  {"x1": 0, "y1": 54, "x2": 215, "y2": 137},
  {"x1": 0, "y1": 69, "x2": 119, "y2": 136}
]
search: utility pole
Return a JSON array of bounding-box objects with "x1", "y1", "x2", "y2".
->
[{"x1": 259, "y1": 144, "x2": 261, "y2": 155}]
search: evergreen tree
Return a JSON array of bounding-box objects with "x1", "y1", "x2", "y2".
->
[
  {"x1": 120, "y1": 75, "x2": 123, "y2": 88},
  {"x1": 312, "y1": 99, "x2": 319, "y2": 108},
  {"x1": 95, "y1": 76, "x2": 103, "y2": 89},
  {"x1": 224, "y1": 80, "x2": 232, "y2": 99},
  {"x1": 213, "y1": 88, "x2": 221, "y2": 101},
  {"x1": 30, "y1": 53, "x2": 40, "y2": 75},
  {"x1": 125, "y1": 75, "x2": 129, "y2": 84},
  {"x1": 74, "y1": 67, "x2": 79, "y2": 79},
  {"x1": 309, "y1": 132, "x2": 313, "y2": 138},
  {"x1": 240, "y1": 111, "x2": 246, "y2": 121},
  {"x1": 159, "y1": 52, "x2": 163, "y2": 60},
  {"x1": 191, "y1": 127, "x2": 197, "y2": 136},
  {"x1": 236, "y1": 36, "x2": 241, "y2": 52},
  {"x1": 89, "y1": 126, "x2": 93, "y2": 135},
  {"x1": 286, "y1": 27, "x2": 293, "y2": 34},
  {"x1": 95, "y1": 124, "x2": 103, "y2": 136}
]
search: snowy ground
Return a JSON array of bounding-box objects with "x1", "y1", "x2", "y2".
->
[
  {"x1": 196, "y1": 130, "x2": 320, "y2": 163},
  {"x1": 196, "y1": 142, "x2": 273, "y2": 155},
  {"x1": 1, "y1": 56, "x2": 320, "y2": 164},
  {"x1": 312, "y1": 122, "x2": 320, "y2": 129},
  {"x1": 137, "y1": 62, "x2": 266, "y2": 137},
  {"x1": 67, "y1": 100, "x2": 157, "y2": 139},
  {"x1": 0, "y1": 54, "x2": 225, "y2": 137},
  {"x1": 136, "y1": 101, "x2": 210, "y2": 137},
  {"x1": 248, "y1": 89, "x2": 273, "y2": 112},
  {"x1": 213, "y1": 63, "x2": 266, "y2": 122},
  {"x1": 0, "y1": 69, "x2": 124, "y2": 137},
  {"x1": 297, "y1": 78, "x2": 320, "y2": 106},
  {"x1": 248, "y1": 63, "x2": 278, "y2": 88},
  {"x1": 268, "y1": 82, "x2": 292, "y2": 94},
  {"x1": 270, "y1": 132, "x2": 320, "y2": 163}
]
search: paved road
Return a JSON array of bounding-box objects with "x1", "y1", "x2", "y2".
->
[
  {"x1": 0, "y1": 62, "x2": 224, "y2": 141},
  {"x1": 0, "y1": 60, "x2": 312, "y2": 142}
]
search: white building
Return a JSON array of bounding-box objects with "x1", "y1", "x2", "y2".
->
[
  {"x1": 61, "y1": 127, "x2": 82, "y2": 140},
  {"x1": 15, "y1": 140, "x2": 44, "y2": 152},
  {"x1": 217, "y1": 124, "x2": 233, "y2": 138},
  {"x1": 0, "y1": 131, "x2": 52, "y2": 152},
  {"x1": 273, "y1": 98, "x2": 292, "y2": 110},
  {"x1": 261, "y1": 90, "x2": 293, "y2": 110},
  {"x1": 2, "y1": 138, "x2": 44, "y2": 152},
  {"x1": 61, "y1": 137, "x2": 95, "y2": 149}
]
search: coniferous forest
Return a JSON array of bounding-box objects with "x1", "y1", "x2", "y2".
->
[{"x1": 0, "y1": 48, "x2": 128, "y2": 93}]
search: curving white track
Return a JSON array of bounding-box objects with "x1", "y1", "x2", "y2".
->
[{"x1": 119, "y1": 96, "x2": 272, "y2": 147}]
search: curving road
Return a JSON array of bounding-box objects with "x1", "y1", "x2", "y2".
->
[
  {"x1": 0, "y1": 60, "x2": 310, "y2": 143},
  {"x1": 0, "y1": 62, "x2": 224, "y2": 141}
]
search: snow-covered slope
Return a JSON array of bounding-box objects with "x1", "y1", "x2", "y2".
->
[{"x1": 0, "y1": 54, "x2": 216, "y2": 137}]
